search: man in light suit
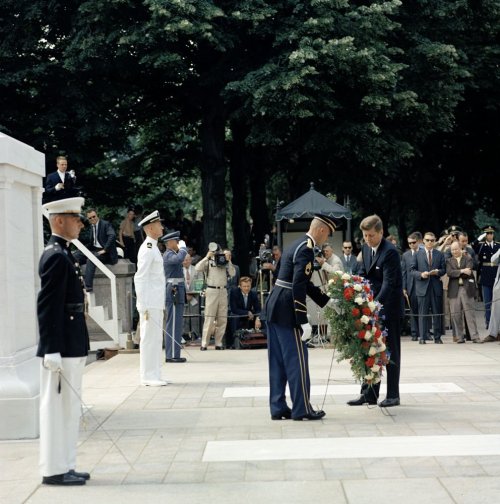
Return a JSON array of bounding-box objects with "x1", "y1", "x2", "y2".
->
[
  {"x1": 340, "y1": 241, "x2": 359, "y2": 275},
  {"x1": 410, "y1": 232, "x2": 446, "y2": 344},
  {"x1": 347, "y1": 215, "x2": 404, "y2": 408},
  {"x1": 401, "y1": 232, "x2": 421, "y2": 341},
  {"x1": 43, "y1": 156, "x2": 78, "y2": 203}
]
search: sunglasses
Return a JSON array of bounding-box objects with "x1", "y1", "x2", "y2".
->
[
  {"x1": 408, "y1": 241, "x2": 416, "y2": 245},
  {"x1": 87, "y1": 215, "x2": 97, "y2": 220},
  {"x1": 486, "y1": 232, "x2": 494, "y2": 235},
  {"x1": 343, "y1": 246, "x2": 352, "y2": 249},
  {"x1": 424, "y1": 238, "x2": 435, "y2": 242}
]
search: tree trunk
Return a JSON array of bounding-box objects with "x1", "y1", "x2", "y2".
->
[
  {"x1": 200, "y1": 94, "x2": 227, "y2": 250},
  {"x1": 229, "y1": 122, "x2": 251, "y2": 275},
  {"x1": 249, "y1": 158, "x2": 270, "y2": 253}
]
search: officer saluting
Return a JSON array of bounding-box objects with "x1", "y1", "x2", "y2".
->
[
  {"x1": 37, "y1": 197, "x2": 90, "y2": 486},
  {"x1": 134, "y1": 210, "x2": 168, "y2": 386},
  {"x1": 472, "y1": 225, "x2": 500, "y2": 333},
  {"x1": 265, "y1": 215, "x2": 338, "y2": 421},
  {"x1": 161, "y1": 229, "x2": 188, "y2": 362}
]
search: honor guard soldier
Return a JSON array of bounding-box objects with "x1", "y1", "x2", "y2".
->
[
  {"x1": 472, "y1": 225, "x2": 500, "y2": 333},
  {"x1": 162, "y1": 229, "x2": 188, "y2": 362},
  {"x1": 195, "y1": 243, "x2": 236, "y2": 350},
  {"x1": 134, "y1": 210, "x2": 168, "y2": 386},
  {"x1": 37, "y1": 196, "x2": 90, "y2": 486},
  {"x1": 265, "y1": 215, "x2": 339, "y2": 421}
]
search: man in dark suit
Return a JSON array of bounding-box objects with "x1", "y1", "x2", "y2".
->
[
  {"x1": 401, "y1": 232, "x2": 421, "y2": 341},
  {"x1": 229, "y1": 276, "x2": 262, "y2": 346},
  {"x1": 340, "y1": 240, "x2": 359, "y2": 274},
  {"x1": 410, "y1": 232, "x2": 446, "y2": 344},
  {"x1": 265, "y1": 215, "x2": 338, "y2": 421},
  {"x1": 43, "y1": 156, "x2": 78, "y2": 203},
  {"x1": 81, "y1": 208, "x2": 118, "y2": 292},
  {"x1": 347, "y1": 215, "x2": 404, "y2": 408},
  {"x1": 37, "y1": 197, "x2": 90, "y2": 486}
]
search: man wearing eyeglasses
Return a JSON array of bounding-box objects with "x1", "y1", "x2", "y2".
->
[
  {"x1": 340, "y1": 241, "x2": 359, "y2": 275},
  {"x1": 410, "y1": 232, "x2": 446, "y2": 344},
  {"x1": 401, "y1": 232, "x2": 421, "y2": 341},
  {"x1": 472, "y1": 225, "x2": 500, "y2": 335}
]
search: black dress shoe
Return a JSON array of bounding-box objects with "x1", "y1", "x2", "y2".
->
[
  {"x1": 68, "y1": 469, "x2": 90, "y2": 480},
  {"x1": 434, "y1": 338, "x2": 443, "y2": 344},
  {"x1": 200, "y1": 346, "x2": 207, "y2": 351},
  {"x1": 42, "y1": 472, "x2": 86, "y2": 486},
  {"x1": 166, "y1": 357, "x2": 187, "y2": 363},
  {"x1": 419, "y1": 339, "x2": 426, "y2": 344},
  {"x1": 215, "y1": 346, "x2": 225, "y2": 350},
  {"x1": 378, "y1": 397, "x2": 400, "y2": 408},
  {"x1": 271, "y1": 409, "x2": 292, "y2": 420},
  {"x1": 293, "y1": 410, "x2": 326, "y2": 421},
  {"x1": 347, "y1": 396, "x2": 377, "y2": 406}
]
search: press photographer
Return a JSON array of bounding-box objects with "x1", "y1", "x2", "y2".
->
[{"x1": 195, "y1": 242, "x2": 236, "y2": 350}]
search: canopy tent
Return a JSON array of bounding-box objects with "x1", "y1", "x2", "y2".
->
[
  {"x1": 275, "y1": 183, "x2": 352, "y2": 248},
  {"x1": 276, "y1": 182, "x2": 351, "y2": 221}
]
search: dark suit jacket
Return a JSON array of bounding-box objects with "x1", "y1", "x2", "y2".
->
[
  {"x1": 36, "y1": 235, "x2": 89, "y2": 358},
  {"x1": 265, "y1": 235, "x2": 329, "y2": 327},
  {"x1": 43, "y1": 171, "x2": 77, "y2": 203},
  {"x1": 230, "y1": 288, "x2": 261, "y2": 318},
  {"x1": 86, "y1": 219, "x2": 118, "y2": 264},
  {"x1": 410, "y1": 248, "x2": 446, "y2": 297},
  {"x1": 446, "y1": 255, "x2": 477, "y2": 298},
  {"x1": 341, "y1": 254, "x2": 359, "y2": 275},
  {"x1": 358, "y1": 238, "x2": 404, "y2": 319},
  {"x1": 401, "y1": 250, "x2": 417, "y2": 294}
]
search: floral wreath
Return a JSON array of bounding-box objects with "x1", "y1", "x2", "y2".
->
[{"x1": 324, "y1": 271, "x2": 389, "y2": 385}]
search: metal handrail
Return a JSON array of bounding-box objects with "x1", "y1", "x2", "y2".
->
[{"x1": 42, "y1": 208, "x2": 120, "y2": 341}]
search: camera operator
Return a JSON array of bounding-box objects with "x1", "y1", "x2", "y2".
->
[
  {"x1": 261, "y1": 246, "x2": 282, "y2": 281},
  {"x1": 195, "y1": 243, "x2": 235, "y2": 350},
  {"x1": 314, "y1": 244, "x2": 344, "y2": 275}
]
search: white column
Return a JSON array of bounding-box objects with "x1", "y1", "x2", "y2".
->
[{"x1": 0, "y1": 133, "x2": 45, "y2": 439}]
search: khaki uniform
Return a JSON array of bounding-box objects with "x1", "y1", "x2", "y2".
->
[{"x1": 195, "y1": 256, "x2": 235, "y2": 347}]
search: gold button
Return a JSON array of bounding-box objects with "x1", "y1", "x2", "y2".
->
[{"x1": 70, "y1": 316, "x2": 74, "y2": 320}]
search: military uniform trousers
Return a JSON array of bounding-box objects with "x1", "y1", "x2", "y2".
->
[
  {"x1": 201, "y1": 287, "x2": 228, "y2": 347},
  {"x1": 165, "y1": 283, "x2": 185, "y2": 359},
  {"x1": 267, "y1": 322, "x2": 314, "y2": 419},
  {"x1": 39, "y1": 356, "x2": 86, "y2": 477},
  {"x1": 139, "y1": 308, "x2": 164, "y2": 382}
]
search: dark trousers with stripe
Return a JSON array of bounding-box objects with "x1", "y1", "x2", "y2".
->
[{"x1": 267, "y1": 322, "x2": 313, "y2": 418}]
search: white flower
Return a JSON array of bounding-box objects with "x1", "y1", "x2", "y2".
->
[
  {"x1": 355, "y1": 296, "x2": 364, "y2": 305},
  {"x1": 364, "y1": 373, "x2": 374, "y2": 381},
  {"x1": 373, "y1": 376, "x2": 381, "y2": 384},
  {"x1": 360, "y1": 315, "x2": 370, "y2": 324},
  {"x1": 364, "y1": 331, "x2": 372, "y2": 341},
  {"x1": 354, "y1": 284, "x2": 363, "y2": 292},
  {"x1": 342, "y1": 273, "x2": 351, "y2": 281},
  {"x1": 371, "y1": 364, "x2": 380, "y2": 372},
  {"x1": 328, "y1": 278, "x2": 335, "y2": 284},
  {"x1": 368, "y1": 301, "x2": 376, "y2": 312},
  {"x1": 368, "y1": 346, "x2": 377, "y2": 356},
  {"x1": 378, "y1": 342, "x2": 386, "y2": 352}
]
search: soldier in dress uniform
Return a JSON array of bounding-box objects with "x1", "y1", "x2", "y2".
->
[
  {"x1": 37, "y1": 196, "x2": 90, "y2": 486},
  {"x1": 162, "y1": 229, "x2": 188, "y2": 362},
  {"x1": 134, "y1": 210, "x2": 168, "y2": 386},
  {"x1": 265, "y1": 215, "x2": 338, "y2": 421},
  {"x1": 471, "y1": 225, "x2": 500, "y2": 334}
]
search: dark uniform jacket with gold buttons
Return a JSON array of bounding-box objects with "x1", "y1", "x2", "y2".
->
[
  {"x1": 36, "y1": 235, "x2": 89, "y2": 358},
  {"x1": 471, "y1": 240, "x2": 500, "y2": 288},
  {"x1": 265, "y1": 234, "x2": 329, "y2": 327}
]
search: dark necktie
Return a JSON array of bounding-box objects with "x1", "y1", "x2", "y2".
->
[
  {"x1": 92, "y1": 224, "x2": 97, "y2": 246},
  {"x1": 428, "y1": 250, "x2": 432, "y2": 266}
]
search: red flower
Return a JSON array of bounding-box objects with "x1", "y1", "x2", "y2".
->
[
  {"x1": 344, "y1": 287, "x2": 354, "y2": 301},
  {"x1": 354, "y1": 319, "x2": 363, "y2": 329},
  {"x1": 352, "y1": 308, "x2": 360, "y2": 317},
  {"x1": 364, "y1": 285, "x2": 370, "y2": 293},
  {"x1": 365, "y1": 356, "x2": 375, "y2": 368},
  {"x1": 358, "y1": 330, "x2": 366, "y2": 339},
  {"x1": 362, "y1": 307, "x2": 371, "y2": 316}
]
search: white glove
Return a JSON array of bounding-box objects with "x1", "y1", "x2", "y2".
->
[
  {"x1": 477, "y1": 233, "x2": 486, "y2": 242},
  {"x1": 301, "y1": 323, "x2": 313, "y2": 342},
  {"x1": 178, "y1": 240, "x2": 187, "y2": 250},
  {"x1": 43, "y1": 353, "x2": 62, "y2": 373},
  {"x1": 55, "y1": 183, "x2": 64, "y2": 191},
  {"x1": 327, "y1": 297, "x2": 342, "y2": 314}
]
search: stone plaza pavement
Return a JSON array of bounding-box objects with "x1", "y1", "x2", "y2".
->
[{"x1": 2, "y1": 328, "x2": 500, "y2": 504}]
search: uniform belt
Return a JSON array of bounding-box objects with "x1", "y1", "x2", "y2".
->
[
  {"x1": 167, "y1": 278, "x2": 185, "y2": 285},
  {"x1": 65, "y1": 303, "x2": 84, "y2": 313},
  {"x1": 481, "y1": 262, "x2": 496, "y2": 267},
  {"x1": 206, "y1": 285, "x2": 226, "y2": 289},
  {"x1": 275, "y1": 279, "x2": 292, "y2": 289}
]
